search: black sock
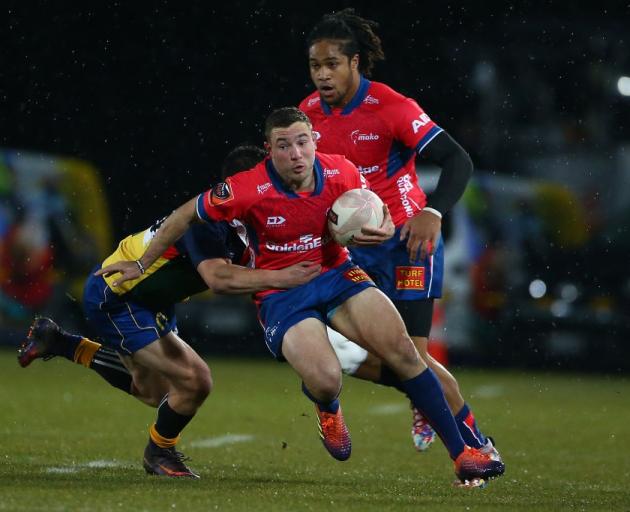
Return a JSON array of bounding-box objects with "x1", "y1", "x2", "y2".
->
[
  {"x1": 153, "y1": 396, "x2": 195, "y2": 441},
  {"x1": 89, "y1": 346, "x2": 133, "y2": 394}
]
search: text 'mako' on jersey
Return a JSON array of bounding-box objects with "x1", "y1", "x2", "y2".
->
[
  {"x1": 101, "y1": 217, "x2": 247, "y2": 309},
  {"x1": 195, "y1": 153, "x2": 366, "y2": 301},
  {"x1": 299, "y1": 76, "x2": 443, "y2": 227}
]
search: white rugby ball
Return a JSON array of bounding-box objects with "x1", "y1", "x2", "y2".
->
[{"x1": 328, "y1": 188, "x2": 384, "y2": 246}]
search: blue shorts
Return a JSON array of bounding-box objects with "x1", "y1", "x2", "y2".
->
[
  {"x1": 257, "y1": 260, "x2": 375, "y2": 359},
  {"x1": 82, "y1": 270, "x2": 177, "y2": 354},
  {"x1": 349, "y1": 227, "x2": 444, "y2": 301}
]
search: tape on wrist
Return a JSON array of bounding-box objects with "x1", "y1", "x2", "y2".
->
[{"x1": 422, "y1": 206, "x2": 443, "y2": 219}]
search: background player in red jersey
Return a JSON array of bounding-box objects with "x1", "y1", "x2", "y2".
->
[
  {"x1": 98, "y1": 107, "x2": 504, "y2": 485},
  {"x1": 300, "y1": 8, "x2": 500, "y2": 459}
]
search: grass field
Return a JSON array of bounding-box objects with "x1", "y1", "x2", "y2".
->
[{"x1": 2, "y1": 349, "x2": 629, "y2": 511}]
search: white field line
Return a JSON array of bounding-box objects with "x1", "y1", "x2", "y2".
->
[
  {"x1": 190, "y1": 434, "x2": 254, "y2": 448},
  {"x1": 472, "y1": 385, "x2": 504, "y2": 398},
  {"x1": 369, "y1": 403, "x2": 408, "y2": 415},
  {"x1": 45, "y1": 459, "x2": 125, "y2": 474}
]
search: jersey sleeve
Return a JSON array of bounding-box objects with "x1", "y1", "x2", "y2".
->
[
  {"x1": 384, "y1": 96, "x2": 443, "y2": 155},
  {"x1": 179, "y1": 222, "x2": 232, "y2": 268},
  {"x1": 195, "y1": 176, "x2": 244, "y2": 223}
]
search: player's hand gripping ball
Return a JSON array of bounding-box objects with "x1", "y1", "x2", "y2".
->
[{"x1": 328, "y1": 188, "x2": 384, "y2": 246}]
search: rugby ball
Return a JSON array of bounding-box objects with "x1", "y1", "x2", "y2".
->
[{"x1": 328, "y1": 189, "x2": 384, "y2": 246}]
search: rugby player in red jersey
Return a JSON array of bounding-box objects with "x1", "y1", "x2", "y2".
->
[
  {"x1": 18, "y1": 146, "x2": 321, "y2": 479},
  {"x1": 98, "y1": 107, "x2": 504, "y2": 485},
  {"x1": 299, "y1": 8, "x2": 500, "y2": 460}
]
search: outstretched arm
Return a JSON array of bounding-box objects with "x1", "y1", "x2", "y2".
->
[
  {"x1": 197, "y1": 259, "x2": 322, "y2": 294},
  {"x1": 95, "y1": 197, "x2": 199, "y2": 287},
  {"x1": 400, "y1": 132, "x2": 473, "y2": 261}
]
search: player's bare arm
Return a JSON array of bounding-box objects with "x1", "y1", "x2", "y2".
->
[
  {"x1": 197, "y1": 259, "x2": 322, "y2": 294},
  {"x1": 351, "y1": 204, "x2": 395, "y2": 246},
  {"x1": 95, "y1": 197, "x2": 199, "y2": 287},
  {"x1": 400, "y1": 132, "x2": 473, "y2": 261}
]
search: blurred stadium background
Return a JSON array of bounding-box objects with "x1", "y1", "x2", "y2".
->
[{"x1": 2, "y1": 1, "x2": 630, "y2": 370}]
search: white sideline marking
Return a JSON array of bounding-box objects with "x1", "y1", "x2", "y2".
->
[
  {"x1": 45, "y1": 460, "x2": 124, "y2": 474},
  {"x1": 190, "y1": 434, "x2": 254, "y2": 448},
  {"x1": 84, "y1": 460, "x2": 121, "y2": 468},
  {"x1": 472, "y1": 385, "x2": 504, "y2": 398},
  {"x1": 370, "y1": 403, "x2": 407, "y2": 415},
  {"x1": 46, "y1": 467, "x2": 78, "y2": 474}
]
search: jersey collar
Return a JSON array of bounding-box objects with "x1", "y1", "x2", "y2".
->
[
  {"x1": 265, "y1": 157, "x2": 324, "y2": 198},
  {"x1": 321, "y1": 75, "x2": 371, "y2": 116}
]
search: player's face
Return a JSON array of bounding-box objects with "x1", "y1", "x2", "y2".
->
[
  {"x1": 266, "y1": 122, "x2": 316, "y2": 191},
  {"x1": 309, "y1": 40, "x2": 360, "y2": 108}
]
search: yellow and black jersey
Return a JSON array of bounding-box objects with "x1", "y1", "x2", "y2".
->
[{"x1": 101, "y1": 217, "x2": 246, "y2": 309}]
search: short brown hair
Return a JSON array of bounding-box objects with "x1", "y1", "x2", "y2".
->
[
  {"x1": 221, "y1": 145, "x2": 266, "y2": 179},
  {"x1": 264, "y1": 107, "x2": 312, "y2": 141}
]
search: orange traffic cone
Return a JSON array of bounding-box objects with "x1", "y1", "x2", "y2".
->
[{"x1": 428, "y1": 301, "x2": 448, "y2": 365}]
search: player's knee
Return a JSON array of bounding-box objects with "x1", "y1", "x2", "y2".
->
[
  {"x1": 189, "y1": 362, "x2": 213, "y2": 403},
  {"x1": 175, "y1": 360, "x2": 212, "y2": 404},
  {"x1": 386, "y1": 334, "x2": 424, "y2": 371},
  {"x1": 310, "y1": 366, "x2": 342, "y2": 400}
]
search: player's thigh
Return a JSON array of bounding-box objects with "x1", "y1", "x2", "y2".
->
[
  {"x1": 330, "y1": 286, "x2": 410, "y2": 358},
  {"x1": 132, "y1": 331, "x2": 209, "y2": 384},
  {"x1": 282, "y1": 318, "x2": 342, "y2": 388}
]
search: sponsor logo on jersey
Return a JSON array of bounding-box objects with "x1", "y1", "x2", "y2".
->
[
  {"x1": 266, "y1": 234, "x2": 322, "y2": 252},
  {"x1": 323, "y1": 167, "x2": 340, "y2": 177},
  {"x1": 363, "y1": 94, "x2": 380, "y2": 105},
  {"x1": 350, "y1": 130, "x2": 380, "y2": 144},
  {"x1": 257, "y1": 182, "x2": 272, "y2": 195},
  {"x1": 343, "y1": 267, "x2": 372, "y2": 284},
  {"x1": 308, "y1": 97, "x2": 320, "y2": 107},
  {"x1": 395, "y1": 266, "x2": 425, "y2": 290},
  {"x1": 266, "y1": 216, "x2": 286, "y2": 226},
  {"x1": 411, "y1": 113, "x2": 432, "y2": 134},
  {"x1": 210, "y1": 182, "x2": 234, "y2": 206},
  {"x1": 312, "y1": 130, "x2": 322, "y2": 142},
  {"x1": 396, "y1": 173, "x2": 418, "y2": 217},
  {"x1": 357, "y1": 165, "x2": 380, "y2": 175}
]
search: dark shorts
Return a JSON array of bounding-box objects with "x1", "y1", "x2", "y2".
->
[
  {"x1": 257, "y1": 260, "x2": 376, "y2": 359},
  {"x1": 349, "y1": 226, "x2": 443, "y2": 337},
  {"x1": 82, "y1": 270, "x2": 177, "y2": 354},
  {"x1": 349, "y1": 226, "x2": 444, "y2": 301},
  {"x1": 392, "y1": 298, "x2": 434, "y2": 338}
]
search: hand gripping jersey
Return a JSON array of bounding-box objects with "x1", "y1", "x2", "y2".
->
[
  {"x1": 100, "y1": 218, "x2": 246, "y2": 309},
  {"x1": 299, "y1": 77, "x2": 443, "y2": 227},
  {"x1": 195, "y1": 153, "x2": 365, "y2": 301}
]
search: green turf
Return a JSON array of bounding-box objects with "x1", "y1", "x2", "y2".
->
[{"x1": 2, "y1": 349, "x2": 629, "y2": 511}]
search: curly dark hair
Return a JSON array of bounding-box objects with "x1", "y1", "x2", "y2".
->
[{"x1": 307, "y1": 8, "x2": 385, "y2": 77}]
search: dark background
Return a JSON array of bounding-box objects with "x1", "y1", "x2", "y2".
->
[
  {"x1": 3, "y1": 1, "x2": 629, "y2": 236},
  {"x1": 3, "y1": 2, "x2": 630, "y2": 369}
]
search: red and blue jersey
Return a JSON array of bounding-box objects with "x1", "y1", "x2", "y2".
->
[
  {"x1": 100, "y1": 218, "x2": 246, "y2": 309},
  {"x1": 300, "y1": 77, "x2": 443, "y2": 227},
  {"x1": 195, "y1": 152, "x2": 365, "y2": 301}
]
